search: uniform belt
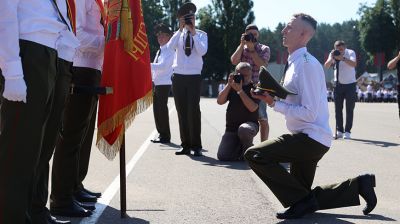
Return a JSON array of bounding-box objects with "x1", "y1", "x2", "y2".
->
[{"x1": 70, "y1": 84, "x2": 113, "y2": 95}]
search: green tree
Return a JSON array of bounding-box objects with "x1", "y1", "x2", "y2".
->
[
  {"x1": 142, "y1": 0, "x2": 166, "y2": 58},
  {"x1": 358, "y1": 0, "x2": 397, "y2": 74},
  {"x1": 389, "y1": 0, "x2": 400, "y2": 49}
]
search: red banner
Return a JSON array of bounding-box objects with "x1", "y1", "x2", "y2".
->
[{"x1": 97, "y1": 0, "x2": 152, "y2": 160}]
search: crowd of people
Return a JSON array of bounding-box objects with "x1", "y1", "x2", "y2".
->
[{"x1": 3, "y1": 0, "x2": 399, "y2": 223}]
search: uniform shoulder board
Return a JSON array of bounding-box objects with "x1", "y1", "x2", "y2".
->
[
  {"x1": 196, "y1": 29, "x2": 207, "y2": 35},
  {"x1": 303, "y1": 53, "x2": 310, "y2": 63}
]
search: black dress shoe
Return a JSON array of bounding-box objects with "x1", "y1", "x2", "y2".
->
[
  {"x1": 46, "y1": 213, "x2": 71, "y2": 224},
  {"x1": 358, "y1": 174, "x2": 377, "y2": 215},
  {"x1": 151, "y1": 137, "x2": 170, "y2": 144},
  {"x1": 74, "y1": 189, "x2": 98, "y2": 203},
  {"x1": 276, "y1": 193, "x2": 319, "y2": 219},
  {"x1": 175, "y1": 147, "x2": 191, "y2": 155},
  {"x1": 192, "y1": 148, "x2": 203, "y2": 157},
  {"x1": 82, "y1": 187, "x2": 102, "y2": 198},
  {"x1": 50, "y1": 202, "x2": 92, "y2": 217},
  {"x1": 74, "y1": 199, "x2": 96, "y2": 211}
]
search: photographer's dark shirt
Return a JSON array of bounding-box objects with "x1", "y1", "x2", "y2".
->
[{"x1": 225, "y1": 83, "x2": 259, "y2": 132}]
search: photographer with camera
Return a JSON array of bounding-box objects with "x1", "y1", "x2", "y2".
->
[
  {"x1": 217, "y1": 62, "x2": 259, "y2": 161},
  {"x1": 324, "y1": 40, "x2": 357, "y2": 139},
  {"x1": 387, "y1": 50, "x2": 400, "y2": 119},
  {"x1": 231, "y1": 24, "x2": 271, "y2": 142},
  {"x1": 167, "y1": 2, "x2": 208, "y2": 156}
]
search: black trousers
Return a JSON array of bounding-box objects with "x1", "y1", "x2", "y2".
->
[
  {"x1": 30, "y1": 59, "x2": 72, "y2": 223},
  {"x1": 171, "y1": 74, "x2": 202, "y2": 149},
  {"x1": 153, "y1": 84, "x2": 171, "y2": 140},
  {"x1": 334, "y1": 83, "x2": 357, "y2": 133},
  {"x1": 0, "y1": 40, "x2": 57, "y2": 224},
  {"x1": 245, "y1": 133, "x2": 360, "y2": 209},
  {"x1": 50, "y1": 67, "x2": 100, "y2": 206}
]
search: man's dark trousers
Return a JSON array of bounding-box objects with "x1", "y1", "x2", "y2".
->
[
  {"x1": 153, "y1": 84, "x2": 171, "y2": 140},
  {"x1": 245, "y1": 133, "x2": 361, "y2": 209},
  {"x1": 171, "y1": 74, "x2": 202, "y2": 149},
  {"x1": 31, "y1": 59, "x2": 73, "y2": 223},
  {"x1": 0, "y1": 40, "x2": 57, "y2": 224},
  {"x1": 51, "y1": 67, "x2": 101, "y2": 206},
  {"x1": 334, "y1": 82, "x2": 357, "y2": 133}
]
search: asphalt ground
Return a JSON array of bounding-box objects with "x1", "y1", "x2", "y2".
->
[{"x1": 53, "y1": 98, "x2": 399, "y2": 224}]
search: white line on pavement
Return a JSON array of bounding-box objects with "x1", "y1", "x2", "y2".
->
[{"x1": 80, "y1": 106, "x2": 175, "y2": 224}]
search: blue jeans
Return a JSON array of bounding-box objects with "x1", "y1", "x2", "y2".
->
[{"x1": 334, "y1": 82, "x2": 356, "y2": 133}]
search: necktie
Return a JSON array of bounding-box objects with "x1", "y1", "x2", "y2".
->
[
  {"x1": 155, "y1": 49, "x2": 161, "y2": 63},
  {"x1": 335, "y1": 60, "x2": 340, "y2": 84},
  {"x1": 280, "y1": 61, "x2": 289, "y2": 85},
  {"x1": 185, "y1": 31, "x2": 191, "y2": 56}
]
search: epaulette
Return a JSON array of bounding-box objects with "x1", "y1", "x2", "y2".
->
[{"x1": 303, "y1": 53, "x2": 310, "y2": 63}]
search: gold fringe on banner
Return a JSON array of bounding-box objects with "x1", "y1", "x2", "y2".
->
[
  {"x1": 96, "y1": 90, "x2": 153, "y2": 160},
  {"x1": 120, "y1": 0, "x2": 134, "y2": 52}
]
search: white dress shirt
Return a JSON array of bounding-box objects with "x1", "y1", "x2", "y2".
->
[
  {"x1": 167, "y1": 28, "x2": 208, "y2": 75},
  {"x1": 328, "y1": 48, "x2": 357, "y2": 84},
  {"x1": 56, "y1": 0, "x2": 80, "y2": 62},
  {"x1": 151, "y1": 44, "x2": 174, "y2": 85},
  {"x1": 0, "y1": 0, "x2": 65, "y2": 79},
  {"x1": 73, "y1": 0, "x2": 105, "y2": 71},
  {"x1": 274, "y1": 47, "x2": 332, "y2": 147}
]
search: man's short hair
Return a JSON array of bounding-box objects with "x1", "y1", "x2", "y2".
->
[
  {"x1": 334, "y1": 40, "x2": 346, "y2": 47},
  {"x1": 236, "y1": 62, "x2": 252, "y2": 71},
  {"x1": 245, "y1": 24, "x2": 259, "y2": 32},
  {"x1": 293, "y1": 13, "x2": 317, "y2": 30}
]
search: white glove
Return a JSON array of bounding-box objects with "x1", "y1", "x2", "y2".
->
[{"x1": 2, "y1": 76, "x2": 27, "y2": 103}]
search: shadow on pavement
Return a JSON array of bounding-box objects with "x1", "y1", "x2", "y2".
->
[
  {"x1": 276, "y1": 212, "x2": 396, "y2": 224},
  {"x1": 350, "y1": 138, "x2": 399, "y2": 148},
  {"x1": 190, "y1": 153, "x2": 250, "y2": 170},
  {"x1": 158, "y1": 142, "x2": 181, "y2": 149},
  {"x1": 92, "y1": 206, "x2": 150, "y2": 224}
]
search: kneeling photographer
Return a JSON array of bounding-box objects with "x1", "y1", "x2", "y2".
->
[{"x1": 216, "y1": 62, "x2": 259, "y2": 161}]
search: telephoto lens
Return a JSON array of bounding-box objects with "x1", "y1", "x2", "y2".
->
[{"x1": 333, "y1": 49, "x2": 341, "y2": 56}]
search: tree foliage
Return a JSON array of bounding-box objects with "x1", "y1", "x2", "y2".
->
[{"x1": 141, "y1": 0, "x2": 400, "y2": 81}]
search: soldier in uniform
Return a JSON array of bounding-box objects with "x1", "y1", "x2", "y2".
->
[
  {"x1": 167, "y1": 2, "x2": 208, "y2": 156},
  {"x1": 245, "y1": 13, "x2": 377, "y2": 219},
  {"x1": 0, "y1": 1, "x2": 64, "y2": 223}
]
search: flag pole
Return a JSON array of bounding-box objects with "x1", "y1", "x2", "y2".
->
[{"x1": 119, "y1": 133, "x2": 127, "y2": 218}]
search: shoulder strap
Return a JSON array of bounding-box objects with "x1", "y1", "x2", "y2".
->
[{"x1": 49, "y1": 0, "x2": 73, "y2": 32}]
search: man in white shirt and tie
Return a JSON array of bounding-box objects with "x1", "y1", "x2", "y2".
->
[
  {"x1": 150, "y1": 23, "x2": 174, "y2": 144},
  {"x1": 167, "y1": 2, "x2": 208, "y2": 156}
]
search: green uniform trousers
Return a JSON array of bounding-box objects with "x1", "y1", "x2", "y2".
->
[
  {"x1": 245, "y1": 133, "x2": 360, "y2": 209},
  {"x1": 0, "y1": 40, "x2": 57, "y2": 224},
  {"x1": 50, "y1": 67, "x2": 100, "y2": 206},
  {"x1": 31, "y1": 59, "x2": 73, "y2": 223},
  {"x1": 152, "y1": 84, "x2": 171, "y2": 140}
]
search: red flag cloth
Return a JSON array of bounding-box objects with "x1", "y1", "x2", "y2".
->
[{"x1": 97, "y1": 0, "x2": 152, "y2": 160}]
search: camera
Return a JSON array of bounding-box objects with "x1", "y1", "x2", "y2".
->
[
  {"x1": 244, "y1": 33, "x2": 256, "y2": 42},
  {"x1": 233, "y1": 73, "x2": 243, "y2": 83},
  {"x1": 184, "y1": 14, "x2": 193, "y2": 25},
  {"x1": 333, "y1": 49, "x2": 341, "y2": 56}
]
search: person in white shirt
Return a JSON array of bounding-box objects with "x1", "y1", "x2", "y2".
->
[
  {"x1": 245, "y1": 13, "x2": 377, "y2": 220},
  {"x1": 31, "y1": 1, "x2": 80, "y2": 223},
  {"x1": 50, "y1": 0, "x2": 105, "y2": 218},
  {"x1": 150, "y1": 23, "x2": 174, "y2": 144},
  {"x1": 0, "y1": 1, "x2": 65, "y2": 223},
  {"x1": 167, "y1": 2, "x2": 208, "y2": 156},
  {"x1": 324, "y1": 40, "x2": 357, "y2": 139}
]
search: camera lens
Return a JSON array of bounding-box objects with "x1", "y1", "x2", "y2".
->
[{"x1": 333, "y1": 50, "x2": 341, "y2": 56}]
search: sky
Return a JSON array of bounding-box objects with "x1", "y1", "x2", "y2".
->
[{"x1": 191, "y1": 0, "x2": 377, "y2": 30}]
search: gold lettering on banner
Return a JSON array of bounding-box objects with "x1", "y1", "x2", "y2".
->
[{"x1": 126, "y1": 22, "x2": 148, "y2": 61}]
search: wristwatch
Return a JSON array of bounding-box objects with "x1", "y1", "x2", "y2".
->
[
  {"x1": 342, "y1": 57, "x2": 347, "y2": 61},
  {"x1": 236, "y1": 89, "x2": 243, "y2": 95}
]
